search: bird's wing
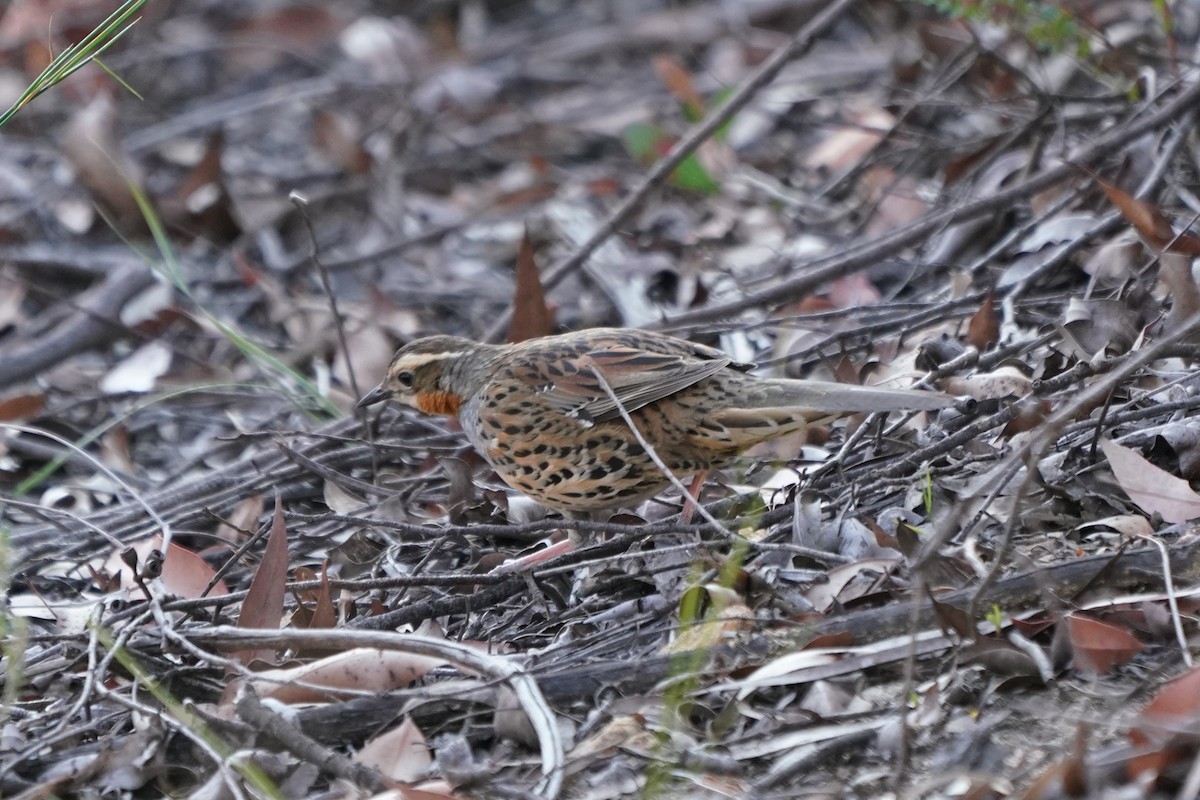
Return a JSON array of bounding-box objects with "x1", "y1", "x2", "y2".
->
[{"x1": 516, "y1": 345, "x2": 731, "y2": 425}]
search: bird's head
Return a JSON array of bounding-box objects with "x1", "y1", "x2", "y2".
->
[{"x1": 357, "y1": 335, "x2": 491, "y2": 416}]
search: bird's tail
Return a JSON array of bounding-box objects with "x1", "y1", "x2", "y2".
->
[
  {"x1": 751, "y1": 378, "x2": 955, "y2": 414},
  {"x1": 690, "y1": 378, "x2": 953, "y2": 450}
]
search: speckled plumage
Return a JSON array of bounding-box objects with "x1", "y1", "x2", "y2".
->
[{"x1": 358, "y1": 329, "x2": 954, "y2": 513}]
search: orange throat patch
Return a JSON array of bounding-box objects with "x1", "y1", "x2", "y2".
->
[{"x1": 415, "y1": 391, "x2": 462, "y2": 416}]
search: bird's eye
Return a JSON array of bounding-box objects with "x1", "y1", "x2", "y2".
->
[{"x1": 397, "y1": 371, "x2": 415, "y2": 389}]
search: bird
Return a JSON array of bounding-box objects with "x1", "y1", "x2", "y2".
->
[{"x1": 357, "y1": 328, "x2": 955, "y2": 516}]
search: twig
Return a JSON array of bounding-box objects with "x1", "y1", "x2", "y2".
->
[
  {"x1": 192, "y1": 627, "x2": 565, "y2": 799},
  {"x1": 236, "y1": 687, "x2": 385, "y2": 792},
  {"x1": 1, "y1": 423, "x2": 171, "y2": 551},
  {"x1": 123, "y1": 76, "x2": 349, "y2": 153},
  {"x1": 953, "y1": 309, "x2": 1200, "y2": 619},
  {"x1": 660, "y1": 76, "x2": 1200, "y2": 329},
  {"x1": 1133, "y1": 532, "x2": 1193, "y2": 668},
  {"x1": 291, "y1": 192, "x2": 363, "y2": 403},
  {"x1": 482, "y1": 0, "x2": 858, "y2": 342}
]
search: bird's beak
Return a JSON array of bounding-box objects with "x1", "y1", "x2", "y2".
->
[{"x1": 356, "y1": 384, "x2": 389, "y2": 408}]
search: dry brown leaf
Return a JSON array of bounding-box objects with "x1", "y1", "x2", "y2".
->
[
  {"x1": 966, "y1": 290, "x2": 999, "y2": 351},
  {"x1": 940, "y1": 367, "x2": 1032, "y2": 400},
  {"x1": 437, "y1": 456, "x2": 481, "y2": 525},
  {"x1": 161, "y1": 540, "x2": 228, "y2": 599},
  {"x1": 736, "y1": 651, "x2": 851, "y2": 695},
  {"x1": 229, "y1": 6, "x2": 345, "y2": 70},
  {"x1": 314, "y1": 110, "x2": 371, "y2": 175},
  {"x1": 1066, "y1": 612, "x2": 1144, "y2": 675},
  {"x1": 332, "y1": 322, "x2": 395, "y2": 404},
  {"x1": 236, "y1": 501, "x2": 288, "y2": 662},
  {"x1": 101, "y1": 536, "x2": 229, "y2": 599},
  {"x1": 862, "y1": 168, "x2": 927, "y2": 236},
  {"x1": 1082, "y1": 234, "x2": 1141, "y2": 283},
  {"x1": 804, "y1": 106, "x2": 895, "y2": 173},
  {"x1": 362, "y1": 287, "x2": 422, "y2": 338},
  {"x1": 999, "y1": 396, "x2": 1053, "y2": 436},
  {"x1": 798, "y1": 680, "x2": 871, "y2": 718},
  {"x1": 356, "y1": 718, "x2": 432, "y2": 783},
  {"x1": 157, "y1": 132, "x2": 239, "y2": 241},
  {"x1": 804, "y1": 557, "x2": 902, "y2": 613},
  {"x1": 214, "y1": 494, "x2": 265, "y2": 546},
  {"x1": 1128, "y1": 667, "x2": 1200, "y2": 780},
  {"x1": 310, "y1": 567, "x2": 338, "y2": 630},
  {"x1": 928, "y1": 591, "x2": 975, "y2": 642},
  {"x1": 366, "y1": 782, "x2": 464, "y2": 800},
  {"x1": 824, "y1": 273, "x2": 881, "y2": 309},
  {"x1": 1019, "y1": 212, "x2": 1102, "y2": 253},
  {"x1": 1158, "y1": 252, "x2": 1200, "y2": 334},
  {"x1": 505, "y1": 228, "x2": 555, "y2": 343},
  {"x1": 960, "y1": 638, "x2": 1043, "y2": 679},
  {"x1": 652, "y1": 54, "x2": 704, "y2": 118},
  {"x1": 62, "y1": 92, "x2": 144, "y2": 223},
  {"x1": 253, "y1": 646, "x2": 445, "y2": 703},
  {"x1": 0, "y1": 392, "x2": 45, "y2": 421},
  {"x1": 1020, "y1": 725, "x2": 1090, "y2": 800},
  {"x1": 173, "y1": 132, "x2": 224, "y2": 205},
  {"x1": 569, "y1": 714, "x2": 655, "y2": 759},
  {"x1": 1096, "y1": 176, "x2": 1200, "y2": 254},
  {"x1": 100, "y1": 425, "x2": 135, "y2": 476},
  {"x1": 0, "y1": 0, "x2": 110, "y2": 50},
  {"x1": 324, "y1": 480, "x2": 366, "y2": 514},
  {"x1": 338, "y1": 16, "x2": 432, "y2": 83},
  {"x1": 1075, "y1": 515, "x2": 1155, "y2": 538},
  {"x1": 119, "y1": 282, "x2": 176, "y2": 330},
  {"x1": 1100, "y1": 438, "x2": 1200, "y2": 523},
  {"x1": 1158, "y1": 423, "x2": 1200, "y2": 481},
  {"x1": 0, "y1": 271, "x2": 28, "y2": 330},
  {"x1": 44, "y1": 724, "x2": 163, "y2": 795}
]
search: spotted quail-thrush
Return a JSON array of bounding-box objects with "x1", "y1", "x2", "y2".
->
[{"x1": 357, "y1": 328, "x2": 954, "y2": 514}]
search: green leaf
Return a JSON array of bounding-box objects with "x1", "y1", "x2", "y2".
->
[
  {"x1": 623, "y1": 122, "x2": 664, "y2": 162},
  {"x1": 624, "y1": 123, "x2": 719, "y2": 192},
  {"x1": 0, "y1": 0, "x2": 147, "y2": 128},
  {"x1": 986, "y1": 604, "x2": 1004, "y2": 633},
  {"x1": 671, "y1": 153, "x2": 720, "y2": 193}
]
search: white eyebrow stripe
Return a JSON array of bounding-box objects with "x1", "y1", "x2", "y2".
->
[{"x1": 391, "y1": 352, "x2": 462, "y2": 368}]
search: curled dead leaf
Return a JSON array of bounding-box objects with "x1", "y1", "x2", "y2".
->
[
  {"x1": 252, "y1": 646, "x2": 445, "y2": 703},
  {"x1": 940, "y1": 367, "x2": 1032, "y2": 400},
  {"x1": 1061, "y1": 297, "x2": 1144, "y2": 357}
]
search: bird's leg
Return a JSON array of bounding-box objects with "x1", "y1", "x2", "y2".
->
[
  {"x1": 490, "y1": 510, "x2": 592, "y2": 573},
  {"x1": 491, "y1": 533, "x2": 577, "y2": 573}
]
